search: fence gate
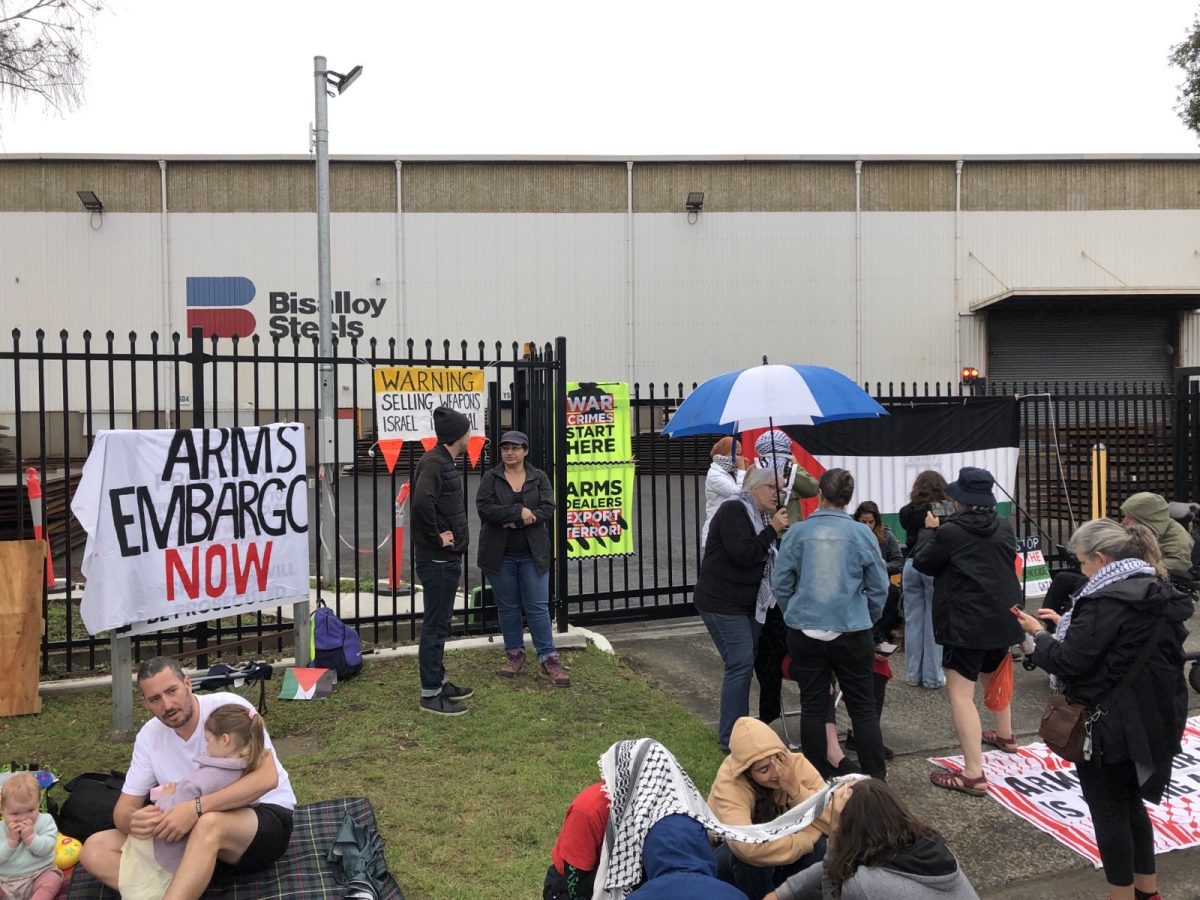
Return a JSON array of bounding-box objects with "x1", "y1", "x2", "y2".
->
[
  {"x1": 1176, "y1": 367, "x2": 1200, "y2": 502},
  {"x1": 1, "y1": 327, "x2": 566, "y2": 676}
]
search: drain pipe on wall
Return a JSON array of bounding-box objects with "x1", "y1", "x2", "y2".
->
[
  {"x1": 854, "y1": 160, "x2": 863, "y2": 383},
  {"x1": 626, "y1": 161, "x2": 635, "y2": 385},
  {"x1": 954, "y1": 159, "x2": 963, "y2": 379},
  {"x1": 395, "y1": 160, "x2": 406, "y2": 342},
  {"x1": 158, "y1": 160, "x2": 173, "y2": 426}
]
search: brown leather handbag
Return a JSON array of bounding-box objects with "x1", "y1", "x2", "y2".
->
[
  {"x1": 1038, "y1": 693, "x2": 1091, "y2": 762},
  {"x1": 1037, "y1": 617, "x2": 1166, "y2": 764}
]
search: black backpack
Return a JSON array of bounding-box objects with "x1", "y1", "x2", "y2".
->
[{"x1": 55, "y1": 770, "x2": 126, "y2": 842}]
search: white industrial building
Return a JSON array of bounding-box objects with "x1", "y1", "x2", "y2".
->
[{"x1": 3, "y1": 154, "x2": 1200, "y2": 421}]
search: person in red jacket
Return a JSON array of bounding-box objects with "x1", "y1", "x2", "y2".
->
[{"x1": 544, "y1": 783, "x2": 611, "y2": 900}]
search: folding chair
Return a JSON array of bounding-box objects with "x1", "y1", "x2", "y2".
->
[{"x1": 191, "y1": 661, "x2": 275, "y2": 713}]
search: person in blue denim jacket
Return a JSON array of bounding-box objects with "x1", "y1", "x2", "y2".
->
[{"x1": 772, "y1": 469, "x2": 890, "y2": 779}]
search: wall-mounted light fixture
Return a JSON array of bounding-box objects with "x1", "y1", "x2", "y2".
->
[
  {"x1": 76, "y1": 190, "x2": 103, "y2": 211},
  {"x1": 686, "y1": 191, "x2": 704, "y2": 224},
  {"x1": 77, "y1": 190, "x2": 104, "y2": 230},
  {"x1": 960, "y1": 366, "x2": 987, "y2": 395}
]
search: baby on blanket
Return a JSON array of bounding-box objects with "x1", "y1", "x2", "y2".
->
[{"x1": 119, "y1": 704, "x2": 260, "y2": 900}]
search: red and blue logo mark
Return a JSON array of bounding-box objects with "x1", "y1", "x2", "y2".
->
[{"x1": 186, "y1": 277, "x2": 257, "y2": 338}]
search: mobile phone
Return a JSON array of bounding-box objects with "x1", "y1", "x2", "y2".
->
[
  {"x1": 875, "y1": 642, "x2": 898, "y2": 656},
  {"x1": 1009, "y1": 605, "x2": 1023, "y2": 617}
]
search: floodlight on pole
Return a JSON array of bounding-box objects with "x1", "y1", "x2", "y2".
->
[
  {"x1": 307, "y1": 54, "x2": 362, "y2": 665},
  {"x1": 328, "y1": 65, "x2": 363, "y2": 95}
]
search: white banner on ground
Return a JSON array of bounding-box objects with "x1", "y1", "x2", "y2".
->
[
  {"x1": 929, "y1": 717, "x2": 1200, "y2": 867},
  {"x1": 72, "y1": 424, "x2": 309, "y2": 635}
]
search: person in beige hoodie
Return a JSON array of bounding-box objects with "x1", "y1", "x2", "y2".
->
[{"x1": 707, "y1": 717, "x2": 833, "y2": 900}]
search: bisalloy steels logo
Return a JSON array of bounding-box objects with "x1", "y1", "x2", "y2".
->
[
  {"x1": 186, "y1": 276, "x2": 389, "y2": 340},
  {"x1": 186, "y1": 277, "x2": 256, "y2": 338}
]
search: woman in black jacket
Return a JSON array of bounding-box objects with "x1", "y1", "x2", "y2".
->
[
  {"x1": 911, "y1": 467, "x2": 1023, "y2": 797},
  {"x1": 695, "y1": 466, "x2": 789, "y2": 752},
  {"x1": 475, "y1": 430, "x2": 570, "y2": 686},
  {"x1": 1016, "y1": 519, "x2": 1189, "y2": 900}
]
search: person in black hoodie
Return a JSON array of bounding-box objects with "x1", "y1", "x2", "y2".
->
[
  {"x1": 412, "y1": 406, "x2": 475, "y2": 716},
  {"x1": 911, "y1": 467, "x2": 1023, "y2": 797},
  {"x1": 1015, "y1": 519, "x2": 1189, "y2": 900}
]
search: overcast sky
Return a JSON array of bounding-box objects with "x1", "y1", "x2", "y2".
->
[{"x1": 1, "y1": 0, "x2": 1199, "y2": 157}]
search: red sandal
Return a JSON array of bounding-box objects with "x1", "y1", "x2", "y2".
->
[
  {"x1": 982, "y1": 730, "x2": 1019, "y2": 753},
  {"x1": 930, "y1": 768, "x2": 988, "y2": 796}
]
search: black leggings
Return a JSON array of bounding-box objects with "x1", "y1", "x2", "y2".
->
[{"x1": 1075, "y1": 758, "x2": 1155, "y2": 886}]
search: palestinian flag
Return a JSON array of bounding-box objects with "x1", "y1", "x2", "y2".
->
[
  {"x1": 777, "y1": 397, "x2": 1020, "y2": 536},
  {"x1": 278, "y1": 667, "x2": 336, "y2": 700}
]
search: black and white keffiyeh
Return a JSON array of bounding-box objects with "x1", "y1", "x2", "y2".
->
[
  {"x1": 736, "y1": 491, "x2": 777, "y2": 624},
  {"x1": 1077, "y1": 557, "x2": 1157, "y2": 597},
  {"x1": 592, "y1": 738, "x2": 860, "y2": 899}
]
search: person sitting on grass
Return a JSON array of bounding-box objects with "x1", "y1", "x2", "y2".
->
[
  {"x1": 0, "y1": 772, "x2": 62, "y2": 900},
  {"x1": 544, "y1": 783, "x2": 611, "y2": 900},
  {"x1": 764, "y1": 778, "x2": 978, "y2": 899},
  {"x1": 80, "y1": 657, "x2": 296, "y2": 900},
  {"x1": 707, "y1": 717, "x2": 832, "y2": 900},
  {"x1": 627, "y1": 814, "x2": 748, "y2": 899},
  {"x1": 118, "y1": 703, "x2": 268, "y2": 900}
]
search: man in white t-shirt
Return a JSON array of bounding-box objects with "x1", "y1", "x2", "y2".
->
[{"x1": 79, "y1": 657, "x2": 297, "y2": 899}]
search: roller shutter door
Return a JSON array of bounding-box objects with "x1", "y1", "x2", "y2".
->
[{"x1": 986, "y1": 308, "x2": 1174, "y2": 386}]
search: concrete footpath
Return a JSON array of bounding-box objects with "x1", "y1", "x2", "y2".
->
[{"x1": 598, "y1": 617, "x2": 1200, "y2": 900}]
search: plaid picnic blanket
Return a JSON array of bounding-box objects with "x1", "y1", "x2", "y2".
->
[{"x1": 66, "y1": 797, "x2": 404, "y2": 900}]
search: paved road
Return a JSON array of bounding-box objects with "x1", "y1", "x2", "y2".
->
[{"x1": 597, "y1": 617, "x2": 1200, "y2": 899}]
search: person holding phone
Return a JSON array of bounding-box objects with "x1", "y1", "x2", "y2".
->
[{"x1": 911, "y1": 467, "x2": 1023, "y2": 797}]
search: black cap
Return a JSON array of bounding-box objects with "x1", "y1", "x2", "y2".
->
[
  {"x1": 433, "y1": 407, "x2": 470, "y2": 444},
  {"x1": 499, "y1": 430, "x2": 529, "y2": 447}
]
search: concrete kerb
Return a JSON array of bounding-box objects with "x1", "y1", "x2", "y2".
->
[{"x1": 36, "y1": 625, "x2": 612, "y2": 697}]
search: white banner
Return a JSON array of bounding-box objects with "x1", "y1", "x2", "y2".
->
[
  {"x1": 929, "y1": 718, "x2": 1200, "y2": 867},
  {"x1": 72, "y1": 424, "x2": 309, "y2": 635},
  {"x1": 373, "y1": 366, "x2": 485, "y2": 442}
]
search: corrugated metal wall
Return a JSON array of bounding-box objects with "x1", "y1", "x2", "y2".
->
[{"x1": 2, "y1": 156, "x2": 1200, "y2": 411}]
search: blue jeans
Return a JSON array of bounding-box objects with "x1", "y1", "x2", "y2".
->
[
  {"x1": 699, "y1": 610, "x2": 761, "y2": 750},
  {"x1": 487, "y1": 553, "x2": 557, "y2": 662},
  {"x1": 416, "y1": 558, "x2": 462, "y2": 697},
  {"x1": 902, "y1": 559, "x2": 943, "y2": 688}
]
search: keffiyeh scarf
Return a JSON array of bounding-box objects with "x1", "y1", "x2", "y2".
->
[
  {"x1": 737, "y1": 491, "x2": 777, "y2": 623},
  {"x1": 592, "y1": 739, "x2": 860, "y2": 899},
  {"x1": 1077, "y1": 557, "x2": 1157, "y2": 597}
]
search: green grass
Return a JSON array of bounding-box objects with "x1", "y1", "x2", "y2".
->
[{"x1": 0, "y1": 646, "x2": 724, "y2": 900}]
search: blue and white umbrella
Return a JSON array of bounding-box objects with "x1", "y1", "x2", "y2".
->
[{"x1": 662, "y1": 364, "x2": 886, "y2": 437}]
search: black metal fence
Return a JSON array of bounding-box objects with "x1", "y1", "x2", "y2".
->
[
  {"x1": 1, "y1": 330, "x2": 1187, "y2": 674},
  {"x1": 1, "y1": 328, "x2": 565, "y2": 675},
  {"x1": 561, "y1": 379, "x2": 1180, "y2": 623}
]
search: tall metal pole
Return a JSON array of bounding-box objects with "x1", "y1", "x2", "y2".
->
[{"x1": 302, "y1": 54, "x2": 339, "y2": 665}]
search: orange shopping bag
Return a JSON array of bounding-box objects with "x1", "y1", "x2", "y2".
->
[{"x1": 984, "y1": 651, "x2": 1013, "y2": 711}]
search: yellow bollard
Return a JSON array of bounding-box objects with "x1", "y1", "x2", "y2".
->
[{"x1": 1090, "y1": 443, "x2": 1108, "y2": 520}]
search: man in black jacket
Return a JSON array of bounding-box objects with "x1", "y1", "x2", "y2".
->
[{"x1": 412, "y1": 406, "x2": 475, "y2": 715}]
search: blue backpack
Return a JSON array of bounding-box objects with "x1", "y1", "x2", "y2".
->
[{"x1": 308, "y1": 600, "x2": 363, "y2": 680}]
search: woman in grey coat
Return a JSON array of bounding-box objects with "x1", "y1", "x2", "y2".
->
[{"x1": 766, "y1": 779, "x2": 977, "y2": 900}]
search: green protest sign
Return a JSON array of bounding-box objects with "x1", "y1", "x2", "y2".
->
[
  {"x1": 565, "y1": 463, "x2": 635, "y2": 558},
  {"x1": 565, "y1": 382, "x2": 631, "y2": 464}
]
